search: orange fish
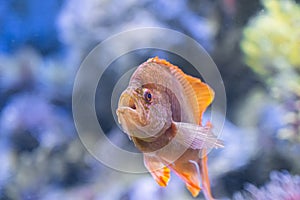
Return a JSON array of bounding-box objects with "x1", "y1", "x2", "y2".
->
[{"x1": 116, "y1": 57, "x2": 223, "y2": 199}]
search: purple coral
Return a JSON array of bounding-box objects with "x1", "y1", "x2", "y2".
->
[
  {"x1": 0, "y1": 94, "x2": 74, "y2": 150},
  {"x1": 234, "y1": 171, "x2": 300, "y2": 200}
]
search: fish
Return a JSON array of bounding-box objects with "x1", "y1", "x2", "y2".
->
[{"x1": 116, "y1": 57, "x2": 223, "y2": 199}]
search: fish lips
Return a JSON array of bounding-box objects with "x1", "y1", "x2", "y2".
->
[
  {"x1": 116, "y1": 106, "x2": 136, "y2": 136},
  {"x1": 117, "y1": 89, "x2": 148, "y2": 135}
]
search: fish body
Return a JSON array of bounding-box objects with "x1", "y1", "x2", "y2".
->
[{"x1": 117, "y1": 57, "x2": 223, "y2": 199}]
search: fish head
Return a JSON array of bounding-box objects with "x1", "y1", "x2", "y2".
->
[{"x1": 116, "y1": 85, "x2": 172, "y2": 141}]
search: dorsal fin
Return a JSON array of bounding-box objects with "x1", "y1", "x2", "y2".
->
[
  {"x1": 147, "y1": 56, "x2": 176, "y2": 68},
  {"x1": 184, "y1": 75, "x2": 214, "y2": 124},
  {"x1": 147, "y1": 57, "x2": 214, "y2": 125}
]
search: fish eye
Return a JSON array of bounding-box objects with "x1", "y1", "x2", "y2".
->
[{"x1": 143, "y1": 89, "x2": 152, "y2": 103}]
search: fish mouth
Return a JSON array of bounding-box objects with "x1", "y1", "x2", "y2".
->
[
  {"x1": 116, "y1": 88, "x2": 149, "y2": 132},
  {"x1": 116, "y1": 89, "x2": 139, "y2": 125},
  {"x1": 117, "y1": 90, "x2": 138, "y2": 113},
  {"x1": 116, "y1": 90, "x2": 139, "y2": 137},
  {"x1": 124, "y1": 95, "x2": 137, "y2": 110}
]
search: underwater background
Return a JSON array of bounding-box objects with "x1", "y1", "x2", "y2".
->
[{"x1": 0, "y1": 0, "x2": 300, "y2": 199}]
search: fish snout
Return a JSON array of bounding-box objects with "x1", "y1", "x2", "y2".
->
[
  {"x1": 118, "y1": 90, "x2": 138, "y2": 111},
  {"x1": 117, "y1": 90, "x2": 142, "y2": 127}
]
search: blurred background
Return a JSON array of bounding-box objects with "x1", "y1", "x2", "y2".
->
[{"x1": 0, "y1": 0, "x2": 300, "y2": 199}]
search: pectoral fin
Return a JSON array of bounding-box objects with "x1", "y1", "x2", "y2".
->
[
  {"x1": 144, "y1": 154, "x2": 170, "y2": 187},
  {"x1": 173, "y1": 121, "x2": 224, "y2": 150}
]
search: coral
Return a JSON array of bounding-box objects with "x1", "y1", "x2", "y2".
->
[
  {"x1": 241, "y1": 0, "x2": 300, "y2": 143},
  {"x1": 234, "y1": 171, "x2": 300, "y2": 200},
  {"x1": 241, "y1": 0, "x2": 300, "y2": 77},
  {"x1": 0, "y1": 94, "x2": 74, "y2": 150}
]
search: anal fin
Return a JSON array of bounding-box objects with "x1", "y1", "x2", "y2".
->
[
  {"x1": 168, "y1": 155, "x2": 201, "y2": 197},
  {"x1": 186, "y1": 183, "x2": 201, "y2": 197}
]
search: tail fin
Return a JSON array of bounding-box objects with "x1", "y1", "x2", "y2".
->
[{"x1": 199, "y1": 149, "x2": 215, "y2": 200}]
